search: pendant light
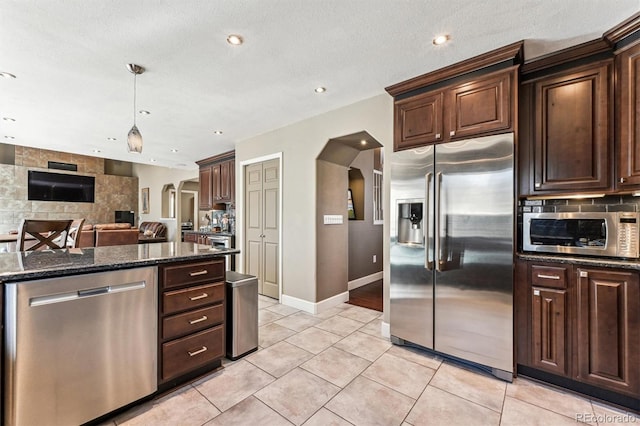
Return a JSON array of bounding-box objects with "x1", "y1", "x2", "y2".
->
[{"x1": 126, "y1": 64, "x2": 145, "y2": 153}]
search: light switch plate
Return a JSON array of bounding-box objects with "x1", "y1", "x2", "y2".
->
[{"x1": 324, "y1": 215, "x2": 343, "y2": 225}]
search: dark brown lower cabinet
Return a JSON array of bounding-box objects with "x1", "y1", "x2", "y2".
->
[
  {"x1": 159, "y1": 258, "x2": 226, "y2": 386},
  {"x1": 531, "y1": 286, "x2": 568, "y2": 376},
  {"x1": 517, "y1": 260, "x2": 640, "y2": 407},
  {"x1": 576, "y1": 268, "x2": 640, "y2": 397}
]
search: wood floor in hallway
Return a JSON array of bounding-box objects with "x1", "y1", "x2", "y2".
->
[{"x1": 348, "y1": 280, "x2": 382, "y2": 312}]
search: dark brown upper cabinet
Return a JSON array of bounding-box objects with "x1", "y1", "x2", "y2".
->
[
  {"x1": 387, "y1": 42, "x2": 523, "y2": 152},
  {"x1": 394, "y1": 91, "x2": 444, "y2": 150},
  {"x1": 531, "y1": 60, "x2": 613, "y2": 193},
  {"x1": 616, "y1": 41, "x2": 640, "y2": 189},
  {"x1": 196, "y1": 151, "x2": 235, "y2": 208}
]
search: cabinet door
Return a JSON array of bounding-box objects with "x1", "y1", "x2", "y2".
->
[
  {"x1": 199, "y1": 166, "x2": 213, "y2": 209},
  {"x1": 211, "y1": 163, "x2": 222, "y2": 202},
  {"x1": 617, "y1": 42, "x2": 640, "y2": 189},
  {"x1": 394, "y1": 91, "x2": 443, "y2": 150},
  {"x1": 576, "y1": 268, "x2": 640, "y2": 396},
  {"x1": 446, "y1": 69, "x2": 513, "y2": 140},
  {"x1": 531, "y1": 287, "x2": 568, "y2": 376},
  {"x1": 219, "y1": 160, "x2": 232, "y2": 202},
  {"x1": 533, "y1": 61, "x2": 612, "y2": 192}
]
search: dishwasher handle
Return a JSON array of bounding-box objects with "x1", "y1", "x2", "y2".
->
[{"x1": 78, "y1": 286, "x2": 110, "y2": 297}]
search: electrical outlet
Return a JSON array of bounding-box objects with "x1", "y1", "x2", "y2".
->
[{"x1": 373, "y1": 255, "x2": 377, "y2": 263}]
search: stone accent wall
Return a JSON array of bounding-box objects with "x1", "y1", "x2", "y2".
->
[{"x1": 0, "y1": 147, "x2": 138, "y2": 232}]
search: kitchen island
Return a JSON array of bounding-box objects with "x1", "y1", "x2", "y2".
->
[{"x1": 0, "y1": 242, "x2": 240, "y2": 426}]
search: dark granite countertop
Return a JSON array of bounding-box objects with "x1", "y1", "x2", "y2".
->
[
  {"x1": 182, "y1": 230, "x2": 235, "y2": 237},
  {"x1": 0, "y1": 242, "x2": 240, "y2": 282},
  {"x1": 517, "y1": 252, "x2": 640, "y2": 270}
]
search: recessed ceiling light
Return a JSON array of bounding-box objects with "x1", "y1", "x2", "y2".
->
[
  {"x1": 433, "y1": 35, "x2": 450, "y2": 45},
  {"x1": 227, "y1": 34, "x2": 244, "y2": 45},
  {"x1": 4, "y1": 136, "x2": 15, "y2": 139},
  {"x1": 0, "y1": 72, "x2": 16, "y2": 79},
  {"x1": 150, "y1": 158, "x2": 157, "y2": 163},
  {"x1": 138, "y1": 110, "x2": 151, "y2": 115},
  {"x1": 360, "y1": 140, "x2": 367, "y2": 146},
  {"x1": 171, "y1": 148, "x2": 178, "y2": 153},
  {"x1": 3, "y1": 117, "x2": 15, "y2": 122},
  {"x1": 107, "y1": 137, "x2": 117, "y2": 141},
  {"x1": 93, "y1": 149, "x2": 101, "y2": 153},
  {"x1": 213, "y1": 130, "x2": 223, "y2": 135},
  {"x1": 315, "y1": 87, "x2": 326, "y2": 93}
]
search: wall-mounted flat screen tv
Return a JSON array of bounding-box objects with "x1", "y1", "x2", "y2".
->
[{"x1": 28, "y1": 170, "x2": 95, "y2": 203}]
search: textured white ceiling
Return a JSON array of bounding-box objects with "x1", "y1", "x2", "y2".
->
[{"x1": 0, "y1": 1, "x2": 637, "y2": 169}]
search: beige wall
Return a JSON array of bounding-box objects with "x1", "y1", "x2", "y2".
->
[
  {"x1": 235, "y1": 93, "x2": 393, "y2": 317},
  {"x1": 316, "y1": 160, "x2": 349, "y2": 301},
  {"x1": 132, "y1": 163, "x2": 198, "y2": 227},
  {"x1": 0, "y1": 146, "x2": 137, "y2": 232}
]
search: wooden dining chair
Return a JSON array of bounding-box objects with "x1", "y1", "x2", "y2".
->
[
  {"x1": 67, "y1": 218, "x2": 86, "y2": 248},
  {"x1": 17, "y1": 219, "x2": 73, "y2": 251}
]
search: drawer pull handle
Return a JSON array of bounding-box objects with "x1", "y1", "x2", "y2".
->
[
  {"x1": 188, "y1": 346, "x2": 208, "y2": 357},
  {"x1": 189, "y1": 315, "x2": 208, "y2": 325},
  {"x1": 189, "y1": 270, "x2": 208, "y2": 277},
  {"x1": 537, "y1": 274, "x2": 560, "y2": 280},
  {"x1": 189, "y1": 293, "x2": 208, "y2": 301}
]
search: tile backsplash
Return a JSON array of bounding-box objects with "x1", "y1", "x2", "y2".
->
[{"x1": 520, "y1": 195, "x2": 640, "y2": 213}]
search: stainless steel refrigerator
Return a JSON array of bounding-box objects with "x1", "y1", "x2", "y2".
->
[{"x1": 390, "y1": 133, "x2": 514, "y2": 380}]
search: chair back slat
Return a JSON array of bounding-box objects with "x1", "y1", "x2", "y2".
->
[{"x1": 17, "y1": 219, "x2": 73, "y2": 251}]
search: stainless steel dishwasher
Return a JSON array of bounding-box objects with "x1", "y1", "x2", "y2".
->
[{"x1": 4, "y1": 267, "x2": 158, "y2": 426}]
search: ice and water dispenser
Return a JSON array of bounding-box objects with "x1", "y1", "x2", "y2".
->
[{"x1": 397, "y1": 201, "x2": 424, "y2": 245}]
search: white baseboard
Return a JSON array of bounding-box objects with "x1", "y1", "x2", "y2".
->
[
  {"x1": 381, "y1": 321, "x2": 390, "y2": 339},
  {"x1": 348, "y1": 271, "x2": 383, "y2": 291},
  {"x1": 281, "y1": 291, "x2": 349, "y2": 315}
]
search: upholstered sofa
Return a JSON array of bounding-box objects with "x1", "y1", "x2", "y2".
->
[
  {"x1": 78, "y1": 223, "x2": 139, "y2": 247},
  {"x1": 138, "y1": 222, "x2": 168, "y2": 240}
]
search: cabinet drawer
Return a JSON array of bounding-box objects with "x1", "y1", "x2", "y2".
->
[
  {"x1": 161, "y1": 325, "x2": 224, "y2": 381},
  {"x1": 162, "y1": 260, "x2": 224, "y2": 289},
  {"x1": 531, "y1": 265, "x2": 568, "y2": 289},
  {"x1": 162, "y1": 304, "x2": 224, "y2": 341},
  {"x1": 163, "y1": 282, "x2": 224, "y2": 315}
]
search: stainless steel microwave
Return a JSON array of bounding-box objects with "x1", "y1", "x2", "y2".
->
[{"x1": 523, "y1": 212, "x2": 640, "y2": 259}]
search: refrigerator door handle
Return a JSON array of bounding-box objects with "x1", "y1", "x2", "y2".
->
[
  {"x1": 425, "y1": 172, "x2": 433, "y2": 270},
  {"x1": 435, "y1": 172, "x2": 443, "y2": 272}
]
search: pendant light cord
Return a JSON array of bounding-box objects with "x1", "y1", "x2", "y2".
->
[{"x1": 133, "y1": 73, "x2": 137, "y2": 126}]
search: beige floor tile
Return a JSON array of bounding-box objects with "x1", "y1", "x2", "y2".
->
[
  {"x1": 259, "y1": 308, "x2": 284, "y2": 326},
  {"x1": 259, "y1": 322, "x2": 297, "y2": 348},
  {"x1": 258, "y1": 297, "x2": 278, "y2": 310},
  {"x1": 301, "y1": 347, "x2": 371, "y2": 388},
  {"x1": 338, "y1": 306, "x2": 381, "y2": 323},
  {"x1": 194, "y1": 360, "x2": 274, "y2": 412},
  {"x1": 429, "y1": 362, "x2": 506, "y2": 412},
  {"x1": 326, "y1": 376, "x2": 415, "y2": 426},
  {"x1": 357, "y1": 318, "x2": 384, "y2": 337},
  {"x1": 275, "y1": 311, "x2": 324, "y2": 332},
  {"x1": 405, "y1": 385, "x2": 500, "y2": 426},
  {"x1": 120, "y1": 387, "x2": 220, "y2": 426},
  {"x1": 333, "y1": 331, "x2": 392, "y2": 361},
  {"x1": 385, "y1": 345, "x2": 443, "y2": 370},
  {"x1": 266, "y1": 303, "x2": 300, "y2": 316},
  {"x1": 205, "y1": 396, "x2": 291, "y2": 426},
  {"x1": 255, "y1": 368, "x2": 340, "y2": 425},
  {"x1": 286, "y1": 327, "x2": 343, "y2": 354},
  {"x1": 362, "y1": 352, "x2": 435, "y2": 399},
  {"x1": 501, "y1": 396, "x2": 582, "y2": 426},
  {"x1": 246, "y1": 341, "x2": 313, "y2": 377},
  {"x1": 590, "y1": 401, "x2": 640, "y2": 425},
  {"x1": 303, "y1": 408, "x2": 353, "y2": 426},
  {"x1": 506, "y1": 377, "x2": 595, "y2": 421},
  {"x1": 315, "y1": 315, "x2": 364, "y2": 337},
  {"x1": 313, "y1": 306, "x2": 348, "y2": 319}
]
